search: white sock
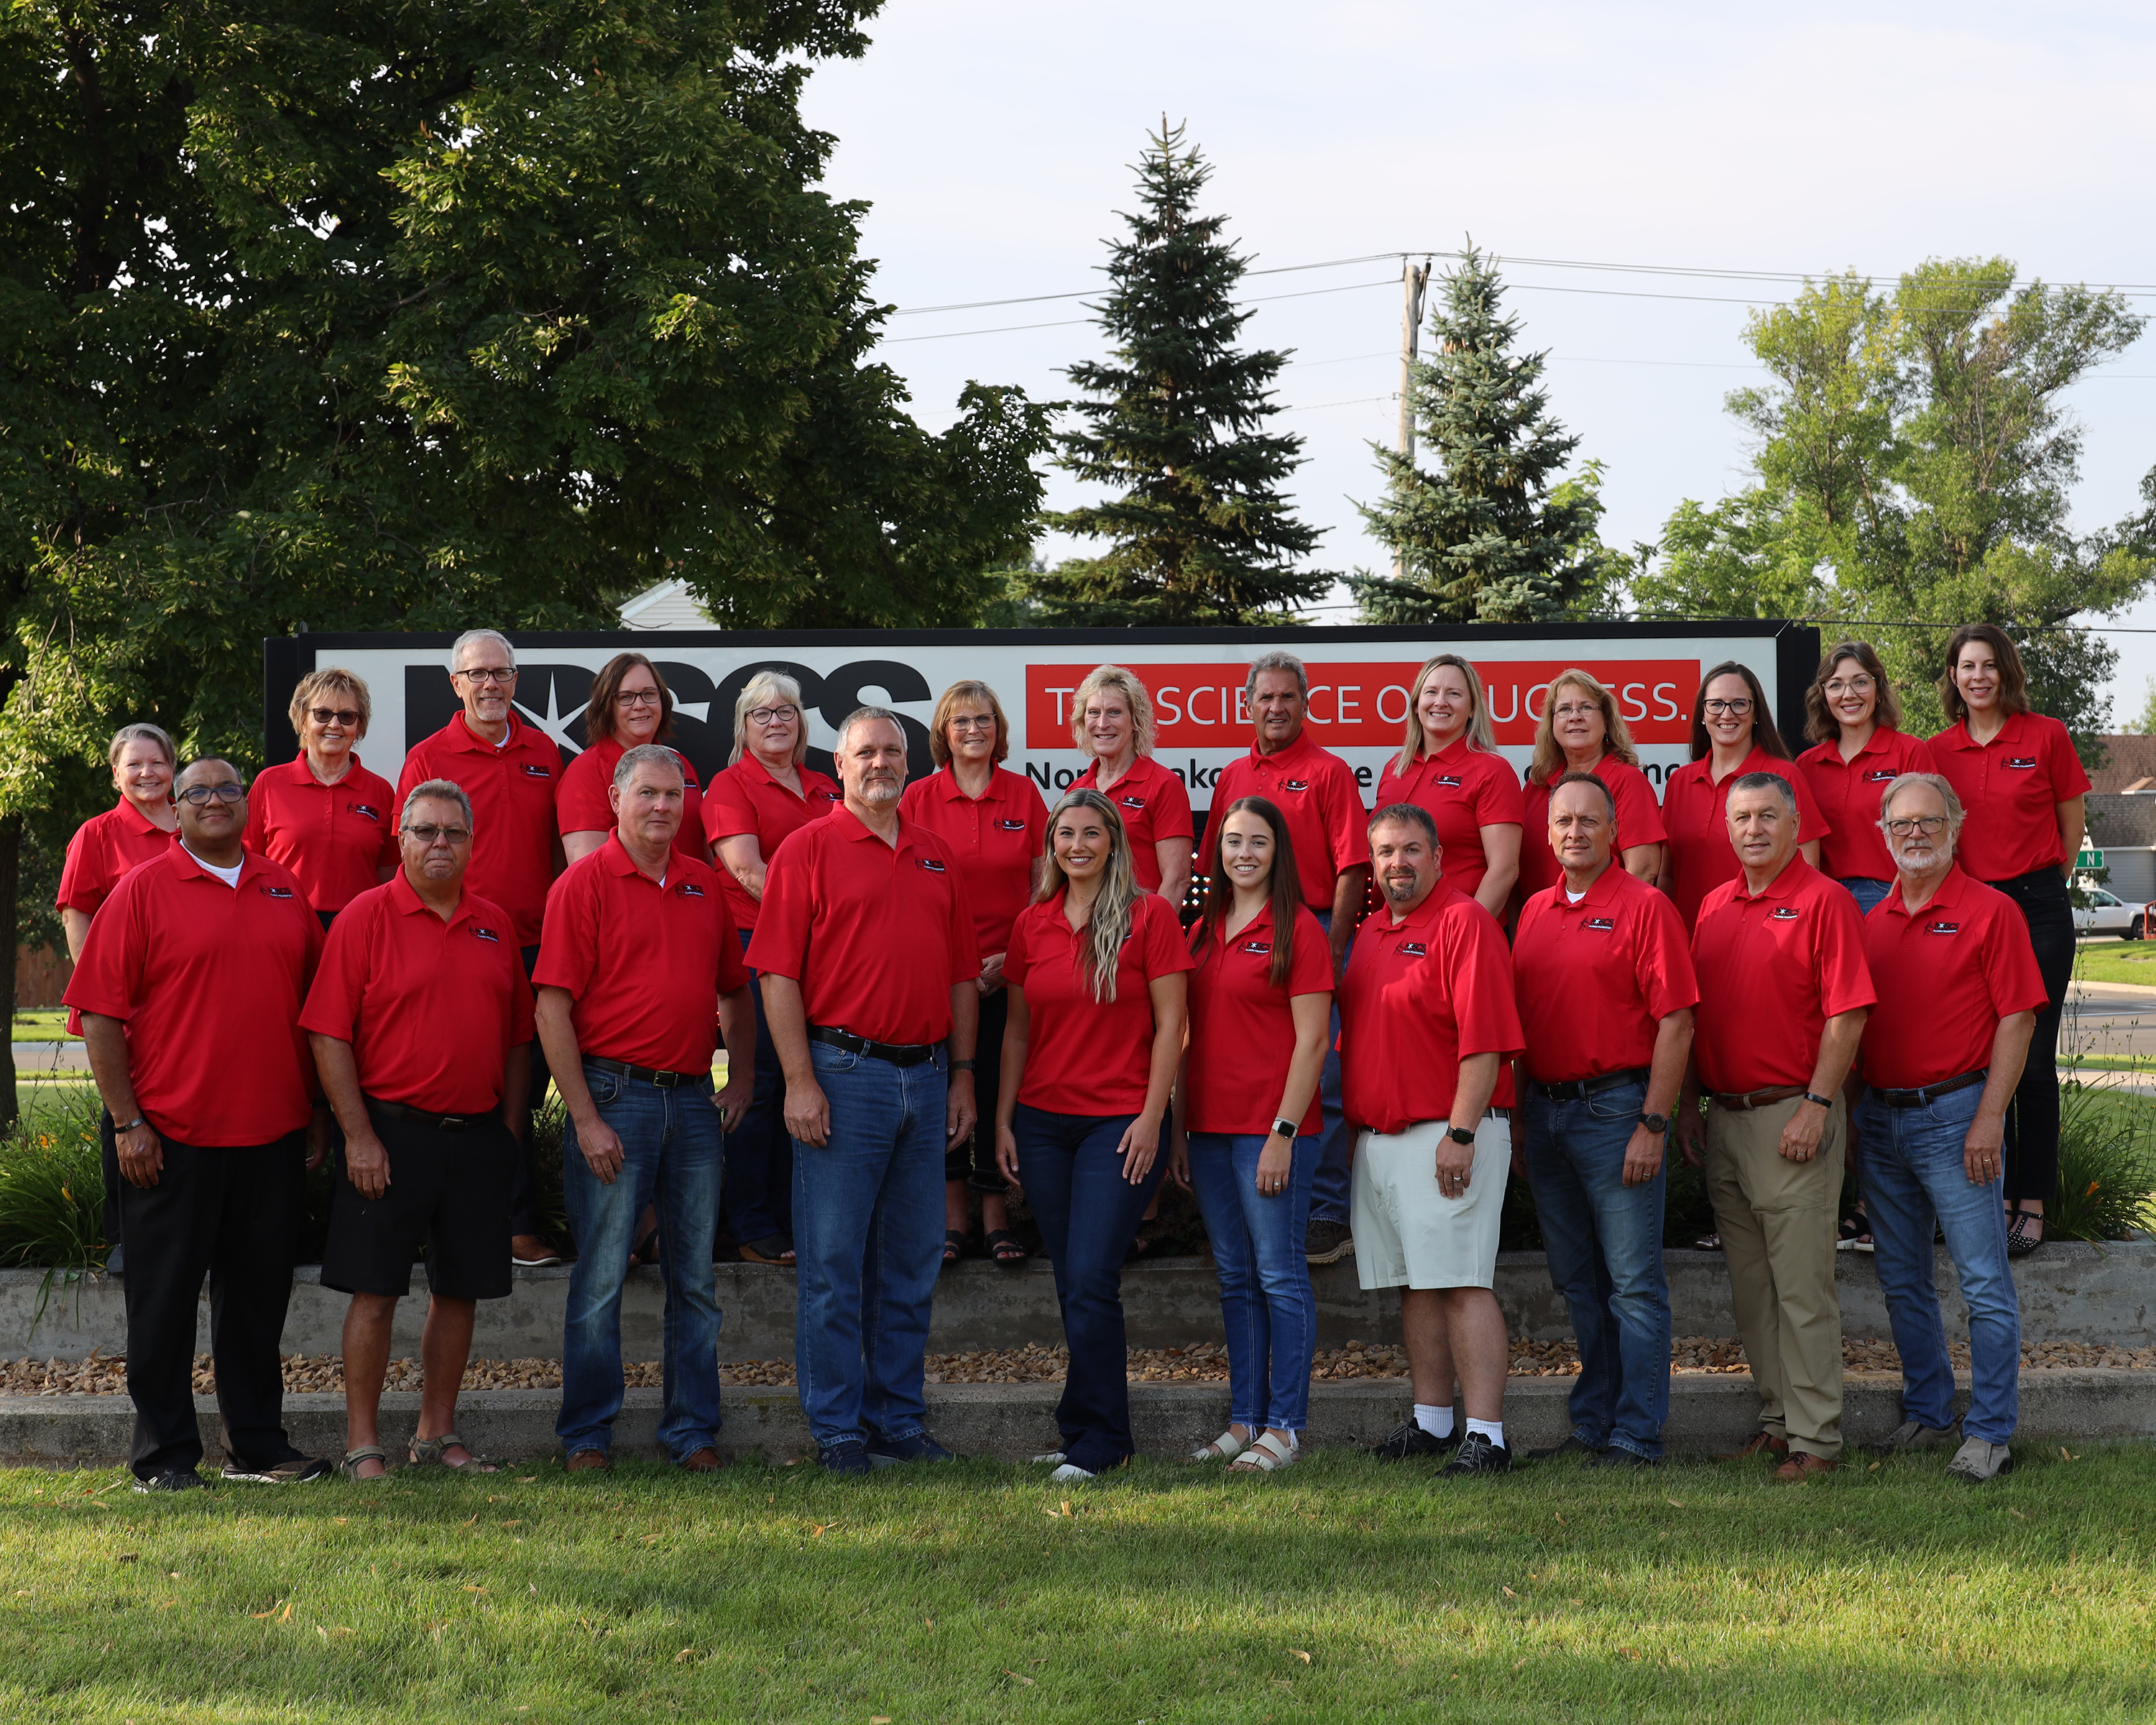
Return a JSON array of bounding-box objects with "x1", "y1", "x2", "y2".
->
[
  {"x1": 1414, "y1": 1403, "x2": 1454, "y2": 1439},
  {"x1": 1466, "y1": 1417, "x2": 1506, "y2": 1448}
]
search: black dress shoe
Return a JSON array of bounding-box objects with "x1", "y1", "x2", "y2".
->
[
  {"x1": 1367, "y1": 1417, "x2": 1457, "y2": 1461},
  {"x1": 1439, "y1": 1432, "x2": 1512, "y2": 1476},
  {"x1": 1587, "y1": 1446, "x2": 1660, "y2": 1469},
  {"x1": 1526, "y1": 1435, "x2": 1605, "y2": 1463}
]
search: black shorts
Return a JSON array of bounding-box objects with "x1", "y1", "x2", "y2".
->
[{"x1": 320, "y1": 1105, "x2": 516, "y2": 1300}]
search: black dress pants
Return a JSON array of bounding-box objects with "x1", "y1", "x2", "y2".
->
[
  {"x1": 1988, "y1": 868, "x2": 2076, "y2": 1208},
  {"x1": 119, "y1": 1133, "x2": 307, "y2": 1478}
]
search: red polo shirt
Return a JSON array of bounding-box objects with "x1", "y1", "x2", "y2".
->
[
  {"x1": 1796, "y1": 729, "x2": 1940, "y2": 882},
  {"x1": 64, "y1": 844, "x2": 323, "y2": 1146},
  {"x1": 1859, "y1": 866, "x2": 2049, "y2": 1090},
  {"x1": 1003, "y1": 891, "x2": 1193, "y2": 1116},
  {"x1": 747, "y1": 807, "x2": 980, "y2": 1046},
  {"x1": 1203, "y1": 732, "x2": 1367, "y2": 913},
  {"x1": 1690, "y1": 856, "x2": 1876, "y2": 1096},
  {"x1": 533, "y1": 840, "x2": 747, "y2": 1075},
  {"x1": 300, "y1": 873, "x2": 534, "y2": 1113},
  {"x1": 1182, "y1": 903, "x2": 1333, "y2": 1134},
  {"x1": 397, "y1": 712, "x2": 561, "y2": 948},
  {"x1": 1517, "y1": 755, "x2": 1668, "y2": 902},
  {"x1": 1928, "y1": 711, "x2": 2091, "y2": 881},
  {"x1": 242, "y1": 755, "x2": 401, "y2": 914},
  {"x1": 556, "y1": 737, "x2": 706, "y2": 866},
  {"x1": 701, "y1": 753, "x2": 842, "y2": 933},
  {"x1": 1072, "y1": 755, "x2": 1194, "y2": 893},
  {"x1": 1513, "y1": 865, "x2": 1698, "y2": 1084},
  {"x1": 57, "y1": 801, "x2": 175, "y2": 916},
  {"x1": 1337, "y1": 882, "x2": 1522, "y2": 1133},
  {"x1": 1374, "y1": 738, "x2": 1526, "y2": 899},
  {"x1": 898, "y1": 765, "x2": 1049, "y2": 959},
  {"x1": 1661, "y1": 748, "x2": 1830, "y2": 929}
]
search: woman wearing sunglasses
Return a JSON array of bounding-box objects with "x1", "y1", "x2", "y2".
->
[{"x1": 244, "y1": 668, "x2": 400, "y2": 931}]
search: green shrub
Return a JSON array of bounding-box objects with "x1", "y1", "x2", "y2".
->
[
  {"x1": 0, "y1": 1087, "x2": 106, "y2": 1271},
  {"x1": 2049, "y1": 1080, "x2": 2156, "y2": 1242}
]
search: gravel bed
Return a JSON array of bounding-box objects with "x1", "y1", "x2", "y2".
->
[{"x1": 5, "y1": 1336, "x2": 2154, "y2": 1396}]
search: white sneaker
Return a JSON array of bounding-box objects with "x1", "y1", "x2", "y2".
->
[
  {"x1": 1030, "y1": 1450, "x2": 1067, "y2": 1466},
  {"x1": 1049, "y1": 1462, "x2": 1096, "y2": 1484},
  {"x1": 1946, "y1": 1437, "x2": 2013, "y2": 1483}
]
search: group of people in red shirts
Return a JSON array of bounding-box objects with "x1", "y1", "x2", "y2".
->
[{"x1": 55, "y1": 621, "x2": 2078, "y2": 1490}]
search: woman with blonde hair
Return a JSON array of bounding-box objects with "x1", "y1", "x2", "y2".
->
[
  {"x1": 245, "y1": 668, "x2": 399, "y2": 928},
  {"x1": 557, "y1": 653, "x2": 706, "y2": 865},
  {"x1": 1516, "y1": 670, "x2": 1666, "y2": 906},
  {"x1": 1069, "y1": 665, "x2": 1194, "y2": 908},
  {"x1": 997, "y1": 788, "x2": 1192, "y2": 1481},
  {"x1": 701, "y1": 668, "x2": 843, "y2": 1266},
  {"x1": 900, "y1": 680, "x2": 1049, "y2": 1265},
  {"x1": 1374, "y1": 654, "x2": 1524, "y2": 918}
]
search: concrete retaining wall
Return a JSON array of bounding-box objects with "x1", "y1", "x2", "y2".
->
[{"x1": 5, "y1": 1241, "x2": 2150, "y2": 1363}]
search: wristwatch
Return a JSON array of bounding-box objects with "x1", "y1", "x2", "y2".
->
[
  {"x1": 1271, "y1": 1117, "x2": 1299, "y2": 1139},
  {"x1": 1638, "y1": 1111, "x2": 1669, "y2": 1135},
  {"x1": 1445, "y1": 1126, "x2": 1477, "y2": 1146},
  {"x1": 113, "y1": 1117, "x2": 146, "y2": 1134},
  {"x1": 948, "y1": 1059, "x2": 977, "y2": 1073}
]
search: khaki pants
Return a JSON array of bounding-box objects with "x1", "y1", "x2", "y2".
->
[{"x1": 1704, "y1": 1095, "x2": 1845, "y2": 1459}]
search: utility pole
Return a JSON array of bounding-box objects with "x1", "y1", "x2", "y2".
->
[{"x1": 1393, "y1": 256, "x2": 1432, "y2": 581}]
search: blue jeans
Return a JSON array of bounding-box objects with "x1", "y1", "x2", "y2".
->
[
  {"x1": 557, "y1": 1067, "x2": 726, "y2": 1463},
  {"x1": 1304, "y1": 908, "x2": 1356, "y2": 1226},
  {"x1": 1188, "y1": 1132, "x2": 1319, "y2": 1432},
  {"x1": 1524, "y1": 1076, "x2": 1671, "y2": 1459},
  {"x1": 1838, "y1": 876, "x2": 1893, "y2": 916},
  {"x1": 1857, "y1": 1085, "x2": 2020, "y2": 1443},
  {"x1": 792, "y1": 1040, "x2": 947, "y2": 1450},
  {"x1": 1015, "y1": 1105, "x2": 1164, "y2": 1473},
  {"x1": 722, "y1": 931, "x2": 793, "y2": 1246}
]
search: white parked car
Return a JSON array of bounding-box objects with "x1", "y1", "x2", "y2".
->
[{"x1": 2075, "y1": 886, "x2": 2149, "y2": 939}]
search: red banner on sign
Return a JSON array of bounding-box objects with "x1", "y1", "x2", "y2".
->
[{"x1": 1025, "y1": 659, "x2": 1700, "y2": 748}]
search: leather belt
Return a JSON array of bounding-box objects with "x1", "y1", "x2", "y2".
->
[
  {"x1": 1876, "y1": 1069, "x2": 1988, "y2": 1109},
  {"x1": 1532, "y1": 1066, "x2": 1651, "y2": 1103},
  {"x1": 365, "y1": 1096, "x2": 487, "y2": 1133},
  {"x1": 583, "y1": 1056, "x2": 706, "y2": 1090},
  {"x1": 810, "y1": 1026, "x2": 938, "y2": 1067},
  {"x1": 1708, "y1": 1084, "x2": 1807, "y2": 1113}
]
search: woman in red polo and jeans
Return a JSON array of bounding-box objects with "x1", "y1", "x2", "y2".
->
[{"x1": 1927, "y1": 624, "x2": 2088, "y2": 1256}]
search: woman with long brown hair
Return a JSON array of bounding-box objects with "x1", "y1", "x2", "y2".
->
[
  {"x1": 1794, "y1": 641, "x2": 1938, "y2": 918},
  {"x1": 556, "y1": 653, "x2": 705, "y2": 866},
  {"x1": 1927, "y1": 624, "x2": 2088, "y2": 1254},
  {"x1": 1170, "y1": 796, "x2": 1334, "y2": 1474},
  {"x1": 996, "y1": 788, "x2": 1192, "y2": 1481}
]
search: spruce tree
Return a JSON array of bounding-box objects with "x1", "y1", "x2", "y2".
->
[
  {"x1": 1031, "y1": 123, "x2": 1327, "y2": 625},
  {"x1": 1354, "y1": 249, "x2": 1600, "y2": 623}
]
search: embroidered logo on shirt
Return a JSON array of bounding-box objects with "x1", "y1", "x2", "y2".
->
[
  {"x1": 1583, "y1": 916, "x2": 1616, "y2": 933},
  {"x1": 819, "y1": 788, "x2": 842, "y2": 801},
  {"x1": 1862, "y1": 770, "x2": 1896, "y2": 783},
  {"x1": 2005, "y1": 757, "x2": 2038, "y2": 770},
  {"x1": 1769, "y1": 906, "x2": 1800, "y2": 921},
  {"x1": 472, "y1": 925, "x2": 502, "y2": 944},
  {"x1": 348, "y1": 802, "x2": 382, "y2": 822},
  {"x1": 520, "y1": 763, "x2": 552, "y2": 779},
  {"x1": 918, "y1": 857, "x2": 946, "y2": 873},
  {"x1": 1398, "y1": 941, "x2": 1429, "y2": 957},
  {"x1": 1924, "y1": 920, "x2": 1961, "y2": 936},
  {"x1": 260, "y1": 885, "x2": 295, "y2": 899},
  {"x1": 676, "y1": 881, "x2": 705, "y2": 899},
  {"x1": 996, "y1": 818, "x2": 1028, "y2": 831},
  {"x1": 1434, "y1": 775, "x2": 1463, "y2": 789},
  {"x1": 1240, "y1": 940, "x2": 1272, "y2": 955},
  {"x1": 1281, "y1": 779, "x2": 1310, "y2": 793},
  {"x1": 1118, "y1": 795, "x2": 1146, "y2": 811}
]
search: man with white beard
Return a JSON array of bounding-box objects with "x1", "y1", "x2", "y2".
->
[{"x1": 1854, "y1": 772, "x2": 2044, "y2": 1484}]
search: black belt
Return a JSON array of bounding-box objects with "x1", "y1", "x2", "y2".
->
[
  {"x1": 1531, "y1": 1066, "x2": 1651, "y2": 1103},
  {"x1": 1875, "y1": 1069, "x2": 1988, "y2": 1109},
  {"x1": 365, "y1": 1096, "x2": 489, "y2": 1133},
  {"x1": 809, "y1": 1026, "x2": 938, "y2": 1067},
  {"x1": 583, "y1": 1056, "x2": 706, "y2": 1090},
  {"x1": 1708, "y1": 1085, "x2": 1807, "y2": 1113}
]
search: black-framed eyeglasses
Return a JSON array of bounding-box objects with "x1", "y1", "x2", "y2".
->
[
  {"x1": 615, "y1": 689, "x2": 664, "y2": 709},
  {"x1": 948, "y1": 715, "x2": 997, "y2": 733},
  {"x1": 747, "y1": 705, "x2": 798, "y2": 724},
  {"x1": 176, "y1": 784, "x2": 245, "y2": 806},
  {"x1": 1702, "y1": 697, "x2": 1754, "y2": 716},
  {"x1": 1884, "y1": 815, "x2": 1948, "y2": 837},
  {"x1": 455, "y1": 666, "x2": 516, "y2": 684},
  {"x1": 308, "y1": 707, "x2": 361, "y2": 726},
  {"x1": 403, "y1": 822, "x2": 472, "y2": 845}
]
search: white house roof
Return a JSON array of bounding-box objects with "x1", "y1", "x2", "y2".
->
[{"x1": 618, "y1": 578, "x2": 713, "y2": 631}]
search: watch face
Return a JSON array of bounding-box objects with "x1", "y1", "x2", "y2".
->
[{"x1": 1447, "y1": 1127, "x2": 1477, "y2": 1145}]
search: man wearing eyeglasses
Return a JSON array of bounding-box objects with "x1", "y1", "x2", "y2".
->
[
  {"x1": 67, "y1": 758, "x2": 333, "y2": 1492},
  {"x1": 300, "y1": 780, "x2": 534, "y2": 1481},
  {"x1": 1853, "y1": 773, "x2": 2045, "y2": 1484},
  {"x1": 1678, "y1": 772, "x2": 1875, "y2": 1482},
  {"x1": 535, "y1": 745, "x2": 757, "y2": 1474},
  {"x1": 397, "y1": 628, "x2": 567, "y2": 1268}
]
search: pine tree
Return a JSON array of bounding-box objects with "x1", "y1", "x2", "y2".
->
[
  {"x1": 1031, "y1": 123, "x2": 1327, "y2": 625},
  {"x1": 1353, "y1": 249, "x2": 1600, "y2": 623}
]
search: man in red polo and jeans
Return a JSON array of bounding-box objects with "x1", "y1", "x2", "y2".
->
[
  {"x1": 750, "y1": 707, "x2": 981, "y2": 1476},
  {"x1": 68, "y1": 758, "x2": 333, "y2": 1493},
  {"x1": 397, "y1": 627, "x2": 564, "y2": 1266},
  {"x1": 302, "y1": 778, "x2": 534, "y2": 1481},
  {"x1": 1680, "y1": 772, "x2": 1875, "y2": 1482},
  {"x1": 1204, "y1": 650, "x2": 1370, "y2": 1268},
  {"x1": 536, "y1": 745, "x2": 755, "y2": 1474}
]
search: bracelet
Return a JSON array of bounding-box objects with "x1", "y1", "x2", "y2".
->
[{"x1": 113, "y1": 1117, "x2": 146, "y2": 1134}]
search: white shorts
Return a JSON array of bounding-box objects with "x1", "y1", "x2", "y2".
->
[{"x1": 1351, "y1": 1115, "x2": 1511, "y2": 1291}]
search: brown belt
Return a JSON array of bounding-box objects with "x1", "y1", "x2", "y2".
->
[{"x1": 1708, "y1": 1085, "x2": 1807, "y2": 1113}]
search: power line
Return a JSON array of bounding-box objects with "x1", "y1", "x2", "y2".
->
[{"x1": 882, "y1": 275, "x2": 1396, "y2": 343}]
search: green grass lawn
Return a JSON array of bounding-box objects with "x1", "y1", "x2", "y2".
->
[
  {"x1": 2073, "y1": 943, "x2": 2156, "y2": 988},
  {"x1": 9, "y1": 1009, "x2": 75, "y2": 1043},
  {"x1": 4, "y1": 1448, "x2": 2156, "y2": 1723}
]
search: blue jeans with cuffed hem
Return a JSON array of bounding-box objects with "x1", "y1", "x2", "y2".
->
[
  {"x1": 1857, "y1": 1085, "x2": 2020, "y2": 1444},
  {"x1": 722, "y1": 929, "x2": 793, "y2": 1246},
  {"x1": 1189, "y1": 1131, "x2": 1319, "y2": 1432},
  {"x1": 1016, "y1": 1105, "x2": 1164, "y2": 1473},
  {"x1": 557, "y1": 1067, "x2": 725, "y2": 1463},
  {"x1": 1303, "y1": 908, "x2": 1356, "y2": 1226},
  {"x1": 792, "y1": 1040, "x2": 946, "y2": 1452},
  {"x1": 1525, "y1": 1077, "x2": 1671, "y2": 1459}
]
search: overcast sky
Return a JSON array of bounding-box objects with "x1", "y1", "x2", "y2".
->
[{"x1": 802, "y1": 1, "x2": 2156, "y2": 718}]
